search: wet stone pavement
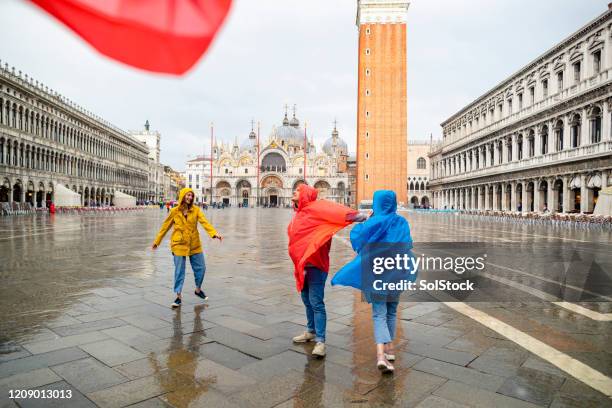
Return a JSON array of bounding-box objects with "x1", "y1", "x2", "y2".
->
[{"x1": 0, "y1": 208, "x2": 611, "y2": 408}]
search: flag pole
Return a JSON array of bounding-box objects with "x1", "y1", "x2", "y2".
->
[
  {"x1": 210, "y1": 122, "x2": 214, "y2": 205},
  {"x1": 303, "y1": 121, "x2": 307, "y2": 183},
  {"x1": 257, "y1": 121, "x2": 260, "y2": 207}
]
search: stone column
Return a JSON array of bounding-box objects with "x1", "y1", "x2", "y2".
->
[
  {"x1": 533, "y1": 180, "x2": 542, "y2": 212},
  {"x1": 492, "y1": 184, "x2": 499, "y2": 210},
  {"x1": 562, "y1": 176, "x2": 571, "y2": 213},
  {"x1": 580, "y1": 174, "x2": 589, "y2": 213},
  {"x1": 521, "y1": 181, "x2": 529, "y2": 213},
  {"x1": 510, "y1": 181, "x2": 517, "y2": 211},
  {"x1": 493, "y1": 141, "x2": 500, "y2": 165},
  {"x1": 602, "y1": 170, "x2": 609, "y2": 190},
  {"x1": 456, "y1": 189, "x2": 461, "y2": 209},
  {"x1": 483, "y1": 185, "x2": 489, "y2": 210},
  {"x1": 605, "y1": 99, "x2": 612, "y2": 141},
  {"x1": 581, "y1": 107, "x2": 589, "y2": 146},
  {"x1": 511, "y1": 135, "x2": 518, "y2": 162},
  {"x1": 563, "y1": 115, "x2": 572, "y2": 150},
  {"x1": 468, "y1": 187, "x2": 474, "y2": 210},
  {"x1": 547, "y1": 177, "x2": 556, "y2": 213},
  {"x1": 534, "y1": 128, "x2": 542, "y2": 156}
]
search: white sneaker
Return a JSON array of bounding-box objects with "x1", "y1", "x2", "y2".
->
[
  {"x1": 377, "y1": 359, "x2": 394, "y2": 373},
  {"x1": 292, "y1": 331, "x2": 315, "y2": 343},
  {"x1": 312, "y1": 342, "x2": 326, "y2": 358}
]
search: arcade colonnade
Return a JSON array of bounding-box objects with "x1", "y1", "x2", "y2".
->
[
  {"x1": 209, "y1": 176, "x2": 348, "y2": 207},
  {"x1": 0, "y1": 62, "x2": 149, "y2": 206},
  {"x1": 432, "y1": 170, "x2": 609, "y2": 213}
]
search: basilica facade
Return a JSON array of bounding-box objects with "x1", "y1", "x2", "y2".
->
[
  {"x1": 429, "y1": 7, "x2": 612, "y2": 214},
  {"x1": 185, "y1": 110, "x2": 349, "y2": 207}
]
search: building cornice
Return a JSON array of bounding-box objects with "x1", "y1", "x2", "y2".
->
[
  {"x1": 0, "y1": 63, "x2": 148, "y2": 154},
  {"x1": 441, "y1": 8, "x2": 612, "y2": 127}
]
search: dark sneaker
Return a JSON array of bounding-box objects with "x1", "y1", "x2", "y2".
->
[
  {"x1": 195, "y1": 290, "x2": 208, "y2": 301},
  {"x1": 171, "y1": 297, "x2": 182, "y2": 308}
]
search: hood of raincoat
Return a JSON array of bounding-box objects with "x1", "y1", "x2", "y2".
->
[
  {"x1": 178, "y1": 187, "x2": 194, "y2": 206},
  {"x1": 373, "y1": 189, "x2": 397, "y2": 215},
  {"x1": 296, "y1": 184, "x2": 318, "y2": 211},
  {"x1": 288, "y1": 184, "x2": 357, "y2": 292},
  {"x1": 331, "y1": 190, "x2": 414, "y2": 292}
]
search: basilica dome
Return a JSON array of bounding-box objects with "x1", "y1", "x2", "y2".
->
[
  {"x1": 322, "y1": 126, "x2": 348, "y2": 156},
  {"x1": 270, "y1": 113, "x2": 304, "y2": 147},
  {"x1": 240, "y1": 129, "x2": 257, "y2": 152}
]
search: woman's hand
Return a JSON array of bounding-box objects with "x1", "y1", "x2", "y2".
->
[
  {"x1": 152, "y1": 244, "x2": 158, "y2": 250},
  {"x1": 213, "y1": 235, "x2": 223, "y2": 242}
]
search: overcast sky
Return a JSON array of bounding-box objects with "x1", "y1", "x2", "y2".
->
[{"x1": 0, "y1": 0, "x2": 607, "y2": 170}]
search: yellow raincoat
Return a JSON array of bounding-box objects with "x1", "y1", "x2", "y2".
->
[{"x1": 153, "y1": 188, "x2": 218, "y2": 256}]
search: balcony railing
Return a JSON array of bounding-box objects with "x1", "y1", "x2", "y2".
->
[{"x1": 431, "y1": 140, "x2": 612, "y2": 184}]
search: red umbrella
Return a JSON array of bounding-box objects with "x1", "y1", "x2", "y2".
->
[{"x1": 29, "y1": 0, "x2": 232, "y2": 75}]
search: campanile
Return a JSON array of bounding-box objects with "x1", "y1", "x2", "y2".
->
[{"x1": 356, "y1": 0, "x2": 409, "y2": 205}]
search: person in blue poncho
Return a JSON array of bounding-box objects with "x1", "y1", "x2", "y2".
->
[{"x1": 332, "y1": 190, "x2": 415, "y2": 373}]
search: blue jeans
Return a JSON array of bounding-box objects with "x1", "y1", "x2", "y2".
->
[
  {"x1": 300, "y1": 267, "x2": 327, "y2": 343},
  {"x1": 371, "y1": 301, "x2": 399, "y2": 344},
  {"x1": 173, "y1": 252, "x2": 205, "y2": 294}
]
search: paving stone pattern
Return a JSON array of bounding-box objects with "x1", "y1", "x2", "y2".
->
[{"x1": 0, "y1": 209, "x2": 610, "y2": 407}]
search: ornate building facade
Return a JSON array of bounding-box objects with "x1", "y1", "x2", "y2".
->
[
  {"x1": 0, "y1": 62, "x2": 149, "y2": 206},
  {"x1": 356, "y1": 0, "x2": 409, "y2": 205},
  {"x1": 184, "y1": 110, "x2": 349, "y2": 207},
  {"x1": 407, "y1": 140, "x2": 431, "y2": 208},
  {"x1": 429, "y1": 7, "x2": 612, "y2": 214}
]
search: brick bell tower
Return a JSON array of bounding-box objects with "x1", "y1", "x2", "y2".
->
[{"x1": 356, "y1": 0, "x2": 409, "y2": 205}]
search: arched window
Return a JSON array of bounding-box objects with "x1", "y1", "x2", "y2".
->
[
  {"x1": 261, "y1": 152, "x2": 286, "y2": 173},
  {"x1": 417, "y1": 157, "x2": 426, "y2": 169}
]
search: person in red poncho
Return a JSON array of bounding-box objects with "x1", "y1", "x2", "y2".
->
[{"x1": 287, "y1": 184, "x2": 367, "y2": 357}]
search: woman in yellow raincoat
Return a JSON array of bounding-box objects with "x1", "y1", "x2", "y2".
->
[{"x1": 152, "y1": 187, "x2": 222, "y2": 308}]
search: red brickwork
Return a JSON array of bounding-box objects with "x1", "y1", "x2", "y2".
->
[{"x1": 356, "y1": 23, "x2": 407, "y2": 205}]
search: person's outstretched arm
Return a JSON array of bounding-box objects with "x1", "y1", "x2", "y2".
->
[
  {"x1": 197, "y1": 208, "x2": 222, "y2": 241},
  {"x1": 152, "y1": 210, "x2": 174, "y2": 249},
  {"x1": 346, "y1": 212, "x2": 368, "y2": 223}
]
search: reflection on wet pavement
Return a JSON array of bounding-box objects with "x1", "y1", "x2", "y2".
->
[{"x1": 0, "y1": 208, "x2": 611, "y2": 407}]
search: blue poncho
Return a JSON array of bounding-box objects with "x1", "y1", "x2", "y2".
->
[{"x1": 331, "y1": 190, "x2": 415, "y2": 296}]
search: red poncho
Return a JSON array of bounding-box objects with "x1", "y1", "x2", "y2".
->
[{"x1": 288, "y1": 185, "x2": 357, "y2": 292}]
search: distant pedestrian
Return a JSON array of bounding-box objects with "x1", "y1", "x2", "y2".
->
[{"x1": 152, "y1": 188, "x2": 223, "y2": 308}]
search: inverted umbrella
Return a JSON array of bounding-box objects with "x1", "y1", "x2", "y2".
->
[{"x1": 28, "y1": 0, "x2": 232, "y2": 75}]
